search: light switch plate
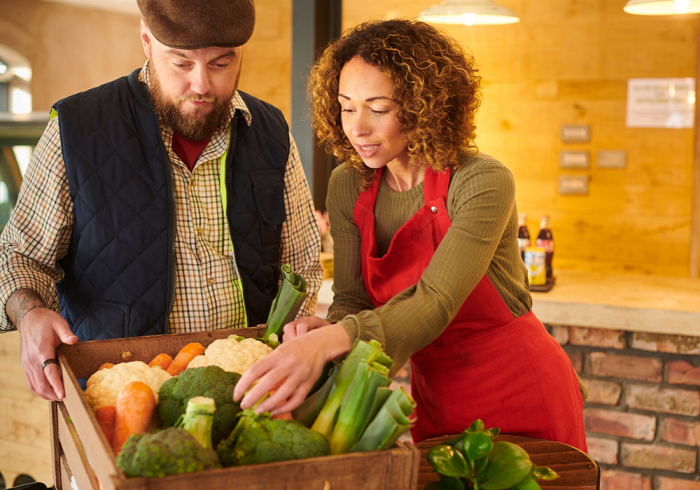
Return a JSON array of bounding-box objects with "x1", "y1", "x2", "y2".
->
[
  {"x1": 560, "y1": 151, "x2": 590, "y2": 169},
  {"x1": 559, "y1": 175, "x2": 589, "y2": 195},
  {"x1": 561, "y1": 124, "x2": 591, "y2": 143},
  {"x1": 597, "y1": 150, "x2": 626, "y2": 169}
]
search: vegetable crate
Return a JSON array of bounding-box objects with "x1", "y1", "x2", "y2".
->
[{"x1": 51, "y1": 326, "x2": 420, "y2": 490}]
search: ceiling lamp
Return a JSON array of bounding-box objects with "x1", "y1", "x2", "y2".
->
[
  {"x1": 624, "y1": 0, "x2": 700, "y2": 15},
  {"x1": 420, "y1": 0, "x2": 519, "y2": 26}
]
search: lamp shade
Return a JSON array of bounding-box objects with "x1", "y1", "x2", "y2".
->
[
  {"x1": 420, "y1": 0, "x2": 519, "y2": 25},
  {"x1": 624, "y1": 0, "x2": 700, "y2": 15}
]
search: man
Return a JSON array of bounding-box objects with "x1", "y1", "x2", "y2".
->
[{"x1": 0, "y1": 0, "x2": 323, "y2": 402}]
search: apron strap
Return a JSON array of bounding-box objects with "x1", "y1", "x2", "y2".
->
[{"x1": 353, "y1": 167, "x2": 383, "y2": 234}]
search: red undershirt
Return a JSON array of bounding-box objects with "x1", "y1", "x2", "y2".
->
[{"x1": 172, "y1": 133, "x2": 211, "y2": 172}]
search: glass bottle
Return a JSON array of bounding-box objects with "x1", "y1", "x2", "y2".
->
[
  {"x1": 536, "y1": 215, "x2": 554, "y2": 279},
  {"x1": 517, "y1": 213, "x2": 531, "y2": 261}
]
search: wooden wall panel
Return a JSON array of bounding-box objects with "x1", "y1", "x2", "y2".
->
[{"x1": 343, "y1": 0, "x2": 697, "y2": 276}]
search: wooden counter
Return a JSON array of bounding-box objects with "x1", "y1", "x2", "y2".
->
[
  {"x1": 531, "y1": 270, "x2": 700, "y2": 336},
  {"x1": 319, "y1": 270, "x2": 700, "y2": 337}
]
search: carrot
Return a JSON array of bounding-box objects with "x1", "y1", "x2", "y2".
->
[
  {"x1": 166, "y1": 342, "x2": 205, "y2": 376},
  {"x1": 95, "y1": 406, "x2": 116, "y2": 444},
  {"x1": 112, "y1": 381, "x2": 156, "y2": 455},
  {"x1": 269, "y1": 378, "x2": 293, "y2": 420},
  {"x1": 148, "y1": 353, "x2": 173, "y2": 371},
  {"x1": 97, "y1": 363, "x2": 114, "y2": 371}
]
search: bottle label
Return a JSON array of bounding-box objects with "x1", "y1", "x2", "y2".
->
[
  {"x1": 536, "y1": 239, "x2": 554, "y2": 253},
  {"x1": 524, "y1": 248, "x2": 546, "y2": 285},
  {"x1": 518, "y1": 238, "x2": 531, "y2": 250}
]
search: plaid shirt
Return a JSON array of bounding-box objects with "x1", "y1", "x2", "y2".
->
[{"x1": 0, "y1": 61, "x2": 323, "y2": 333}]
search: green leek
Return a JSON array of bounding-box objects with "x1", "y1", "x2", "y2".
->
[
  {"x1": 329, "y1": 360, "x2": 391, "y2": 454},
  {"x1": 349, "y1": 386, "x2": 415, "y2": 452},
  {"x1": 264, "y1": 264, "x2": 308, "y2": 340},
  {"x1": 311, "y1": 339, "x2": 394, "y2": 439}
]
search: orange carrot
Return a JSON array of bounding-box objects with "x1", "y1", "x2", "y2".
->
[
  {"x1": 269, "y1": 378, "x2": 293, "y2": 420},
  {"x1": 166, "y1": 342, "x2": 205, "y2": 376},
  {"x1": 95, "y1": 406, "x2": 116, "y2": 444},
  {"x1": 148, "y1": 353, "x2": 173, "y2": 371},
  {"x1": 97, "y1": 363, "x2": 114, "y2": 371},
  {"x1": 112, "y1": 381, "x2": 155, "y2": 455}
]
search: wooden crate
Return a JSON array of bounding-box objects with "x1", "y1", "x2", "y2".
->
[
  {"x1": 415, "y1": 434, "x2": 599, "y2": 490},
  {"x1": 51, "y1": 326, "x2": 420, "y2": 490}
]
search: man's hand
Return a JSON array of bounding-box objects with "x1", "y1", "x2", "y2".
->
[
  {"x1": 282, "y1": 316, "x2": 331, "y2": 341},
  {"x1": 234, "y1": 323, "x2": 352, "y2": 414},
  {"x1": 6, "y1": 289, "x2": 78, "y2": 401}
]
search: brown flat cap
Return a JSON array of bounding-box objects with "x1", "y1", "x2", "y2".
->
[{"x1": 138, "y1": 0, "x2": 255, "y2": 49}]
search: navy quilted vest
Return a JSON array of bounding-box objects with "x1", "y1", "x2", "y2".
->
[{"x1": 54, "y1": 69, "x2": 289, "y2": 342}]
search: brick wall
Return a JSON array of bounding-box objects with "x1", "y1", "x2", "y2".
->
[{"x1": 548, "y1": 325, "x2": 700, "y2": 489}]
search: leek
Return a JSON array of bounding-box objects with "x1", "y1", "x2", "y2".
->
[
  {"x1": 292, "y1": 363, "x2": 340, "y2": 428},
  {"x1": 349, "y1": 386, "x2": 415, "y2": 452},
  {"x1": 177, "y1": 396, "x2": 216, "y2": 449},
  {"x1": 311, "y1": 339, "x2": 394, "y2": 439},
  {"x1": 329, "y1": 360, "x2": 391, "y2": 454},
  {"x1": 264, "y1": 264, "x2": 308, "y2": 340}
]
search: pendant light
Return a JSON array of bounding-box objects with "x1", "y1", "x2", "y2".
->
[
  {"x1": 624, "y1": 0, "x2": 700, "y2": 15},
  {"x1": 420, "y1": 0, "x2": 519, "y2": 26}
]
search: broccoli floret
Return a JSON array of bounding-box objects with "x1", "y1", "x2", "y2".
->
[
  {"x1": 216, "y1": 410, "x2": 330, "y2": 467},
  {"x1": 158, "y1": 366, "x2": 242, "y2": 447},
  {"x1": 116, "y1": 428, "x2": 220, "y2": 477}
]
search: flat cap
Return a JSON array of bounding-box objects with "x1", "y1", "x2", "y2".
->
[{"x1": 137, "y1": 0, "x2": 255, "y2": 49}]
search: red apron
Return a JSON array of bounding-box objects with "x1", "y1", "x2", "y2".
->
[{"x1": 353, "y1": 167, "x2": 587, "y2": 451}]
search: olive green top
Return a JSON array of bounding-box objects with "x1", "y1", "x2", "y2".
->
[{"x1": 326, "y1": 152, "x2": 532, "y2": 373}]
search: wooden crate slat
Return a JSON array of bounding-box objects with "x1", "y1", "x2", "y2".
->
[
  {"x1": 57, "y1": 351, "x2": 120, "y2": 490},
  {"x1": 56, "y1": 402, "x2": 99, "y2": 490},
  {"x1": 50, "y1": 402, "x2": 62, "y2": 490},
  {"x1": 59, "y1": 453, "x2": 72, "y2": 490}
]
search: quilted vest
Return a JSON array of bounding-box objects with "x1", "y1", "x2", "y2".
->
[{"x1": 53, "y1": 68, "x2": 289, "y2": 342}]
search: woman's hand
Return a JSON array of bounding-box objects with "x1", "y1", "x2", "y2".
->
[
  {"x1": 233, "y1": 324, "x2": 352, "y2": 414},
  {"x1": 283, "y1": 316, "x2": 331, "y2": 341}
]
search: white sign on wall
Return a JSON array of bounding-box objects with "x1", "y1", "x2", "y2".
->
[{"x1": 626, "y1": 78, "x2": 695, "y2": 129}]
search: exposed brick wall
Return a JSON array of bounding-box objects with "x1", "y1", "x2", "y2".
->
[{"x1": 548, "y1": 325, "x2": 700, "y2": 489}]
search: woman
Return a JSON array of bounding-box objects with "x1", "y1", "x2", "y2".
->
[{"x1": 234, "y1": 19, "x2": 587, "y2": 451}]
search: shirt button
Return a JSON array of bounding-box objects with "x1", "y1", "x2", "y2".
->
[
  {"x1": 191, "y1": 180, "x2": 196, "y2": 187},
  {"x1": 430, "y1": 206, "x2": 439, "y2": 214},
  {"x1": 198, "y1": 228, "x2": 205, "y2": 235},
  {"x1": 208, "y1": 278, "x2": 215, "y2": 285}
]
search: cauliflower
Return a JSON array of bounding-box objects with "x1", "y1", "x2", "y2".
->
[
  {"x1": 84, "y1": 361, "x2": 172, "y2": 411},
  {"x1": 186, "y1": 338, "x2": 272, "y2": 375}
]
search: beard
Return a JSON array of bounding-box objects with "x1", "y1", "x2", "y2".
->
[{"x1": 148, "y1": 63, "x2": 239, "y2": 141}]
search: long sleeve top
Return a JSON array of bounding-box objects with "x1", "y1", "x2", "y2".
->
[{"x1": 325, "y1": 152, "x2": 532, "y2": 373}]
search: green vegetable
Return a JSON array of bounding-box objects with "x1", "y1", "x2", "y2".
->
[
  {"x1": 263, "y1": 264, "x2": 308, "y2": 341},
  {"x1": 425, "y1": 420, "x2": 559, "y2": 490},
  {"x1": 330, "y1": 360, "x2": 391, "y2": 454},
  {"x1": 349, "y1": 385, "x2": 415, "y2": 453},
  {"x1": 292, "y1": 362, "x2": 339, "y2": 428},
  {"x1": 216, "y1": 409, "x2": 330, "y2": 467},
  {"x1": 311, "y1": 339, "x2": 394, "y2": 439},
  {"x1": 176, "y1": 396, "x2": 216, "y2": 449},
  {"x1": 116, "y1": 428, "x2": 220, "y2": 477},
  {"x1": 158, "y1": 365, "x2": 242, "y2": 447}
]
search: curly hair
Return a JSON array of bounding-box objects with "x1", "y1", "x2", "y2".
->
[{"x1": 308, "y1": 19, "x2": 482, "y2": 189}]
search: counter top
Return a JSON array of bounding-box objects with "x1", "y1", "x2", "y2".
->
[
  {"x1": 531, "y1": 270, "x2": 700, "y2": 336},
  {"x1": 317, "y1": 270, "x2": 700, "y2": 337}
]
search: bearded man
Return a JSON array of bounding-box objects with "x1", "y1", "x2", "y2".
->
[{"x1": 0, "y1": 0, "x2": 323, "y2": 401}]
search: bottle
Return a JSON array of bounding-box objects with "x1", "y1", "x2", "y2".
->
[
  {"x1": 536, "y1": 215, "x2": 554, "y2": 280},
  {"x1": 517, "y1": 213, "x2": 531, "y2": 261}
]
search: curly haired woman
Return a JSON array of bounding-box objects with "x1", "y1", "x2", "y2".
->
[{"x1": 235, "y1": 19, "x2": 587, "y2": 451}]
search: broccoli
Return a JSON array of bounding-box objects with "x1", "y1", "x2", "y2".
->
[
  {"x1": 158, "y1": 365, "x2": 242, "y2": 447},
  {"x1": 116, "y1": 428, "x2": 220, "y2": 477},
  {"x1": 216, "y1": 409, "x2": 330, "y2": 467}
]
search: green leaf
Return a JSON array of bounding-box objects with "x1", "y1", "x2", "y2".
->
[
  {"x1": 426, "y1": 445, "x2": 470, "y2": 478},
  {"x1": 464, "y1": 432, "x2": 493, "y2": 461},
  {"x1": 485, "y1": 427, "x2": 500, "y2": 439},
  {"x1": 424, "y1": 477, "x2": 465, "y2": 490},
  {"x1": 472, "y1": 455, "x2": 488, "y2": 477},
  {"x1": 512, "y1": 476, "x2": 542, "y2": 490},
  {"x1": 479, "y1": 442, "x2": 533, "y2": 490},
  {"x1": 531, "y1": 466, "x2": 559, "y2": 481},
  {"x1": 468, "y1": 419, "x2": 485, "y2": 433}
]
